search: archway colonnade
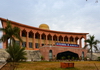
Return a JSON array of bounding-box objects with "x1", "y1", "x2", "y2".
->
[{"x1": 14, "y1": 29, "x2": 86, "y2": 50}]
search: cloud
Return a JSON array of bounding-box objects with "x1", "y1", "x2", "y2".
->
[{"x1": 0, "y1": 0, "x2": 100, "y2": 43}]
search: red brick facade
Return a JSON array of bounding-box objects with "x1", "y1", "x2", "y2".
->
[{"x1": 0, "y1": 17, "x2": 88, "y2": 60}]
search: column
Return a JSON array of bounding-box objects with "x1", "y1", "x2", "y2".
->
[
  {"x1": 26, "y1": 32, "x2": 29, "y2": 49},
  {"x1": 33, "y1": 33, "x2": 35, "y2": 49},
  {"x1": 40, "y1": 34, "x2": 42, "y2": 47},
  {"x1": 63, "y1": 37, "x2": 64, "y2": 43},
  {"x1": 68, "y1": 37, "x2": 70, "y2": 44},
  {"x1": 52, "y1": 36, "x2": 53, "y2": 46},
  {"x1": 73, "y1": 37, "x2": 75, "y2": 44},
  {"x1": 46, "y1": 35, "x2": 48, "y2": 45},
  {"x1": 79, "y1": 38, "x2": 82, "y2": 48},
  {"x1": 20, "y1": 31, "x2": 22, "y2": 47},
  {"x1": 57, "y1": 36, "x2": 59, "y2": 42}
]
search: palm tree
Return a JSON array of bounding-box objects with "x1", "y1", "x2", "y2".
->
[
  {"x1": 84, "y1": 35, "x2": 100, "y2": 60},
  {"x1": 0, "y1": 20, "x2": 22, "y2": 46},
  {"x1": 0, "y1": 20, "x2": 26, "y2": 70},
  {"x1": 6, "y1": 43, "x2": 26, "y2": 70}
]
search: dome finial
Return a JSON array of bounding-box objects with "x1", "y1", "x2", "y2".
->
[{"x1": 39, "y1": 24, "x2": 49, "y2": 30}]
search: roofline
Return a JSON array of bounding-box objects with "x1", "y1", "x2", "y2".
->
[{"x1": 0, "y1": 17, "x2": 89, "y2": 35}]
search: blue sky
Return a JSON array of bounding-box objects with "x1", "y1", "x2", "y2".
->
[{"x1": 0, "y1": 0, "x2": 100, "y2": 48}]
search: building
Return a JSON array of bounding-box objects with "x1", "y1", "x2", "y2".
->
[{"x1": 0, "y1": 18, "x2": 88, "y2": 60}]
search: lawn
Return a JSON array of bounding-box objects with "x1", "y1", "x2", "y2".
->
[
  {"x1": 15, "y1": 61, "x2": 100, "y2": 70},
  {"x1": 2, "y1": 61, "x2": 100, "y2": 70}
]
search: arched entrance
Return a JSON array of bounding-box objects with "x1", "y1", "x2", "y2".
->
[
  {"x1": 57, "y1": 51, "x2": 79, "y2": 60},
  {"x1": 49, "y1": 50, "x2": 53, "y2": 59}
]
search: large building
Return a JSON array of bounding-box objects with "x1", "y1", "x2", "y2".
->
[{"x1": 0, "y1": 18, "x2": 88, "y2": 60}]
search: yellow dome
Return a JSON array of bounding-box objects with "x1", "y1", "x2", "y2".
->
[{"x1": 39, "y1": 24, "x2": 49, "y2": 30}]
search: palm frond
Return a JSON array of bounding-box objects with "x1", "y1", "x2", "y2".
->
[
  {"x1": 83, "y1": 44, "x2": 88, "y2": 49},
  {"x1": 94, "y1": 45, "x2": 98, "y2": 50},
  {"x1": 6, "y1": 43, "x2": 27, "y2": 62}
]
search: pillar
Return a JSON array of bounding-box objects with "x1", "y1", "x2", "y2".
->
[
  {"x1": 57, "y1": 36, "x2": 59, "y2": 42},
  {"x1": 40, "y1": 34, "x2": 42, "y2": 47},
  {"x1": 20, "y1": 30, "x2": 22, "y2": 47},
  {"x1": 68, "y1": 37, "x2": 70, "y2": 44},
  {"x1": 46, "y1": 35, "x2": 48, "y2": 45},
  {"x1": 63, "y1": 37, "x2": 64, "y2": 43},
  {"x1": 33, "y1": 33, "x2": 35, "y2": 49},
  {"x1": 73, "y1": 37, "x2": 75, "y2": 44},
  {"x1": 26, "y1": 32, "x2": 29, "y2": 49},
  {"x1": 79, "y1": 38, "x2": 82, "y2": 48},
  {"x1": 52, "y1": 36, "x2": 53, "y2": 46}
]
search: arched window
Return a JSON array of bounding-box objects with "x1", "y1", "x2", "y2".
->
[
  {"x1": 29, "y1": 31, "x2": 33, "y2": 38},
  {"x1": 41, "y1": 33, "x2": 46, "y2": 40},
  {"x1": 22, "y1": 30, "x2": 27, "y2": 37},
  {"x1": 64, "y1": 36, "x2": 68, "y2": 42},
  {"x1": 70, "y1": 36, "x2": 74, "y2": 42},
  {"x1": 82, "y1": 51, "x2": 84, "y2": 60},
  {"x1": 49, "y1": 50, "x2": 53, "y2": 60},
  {"x1": 35, "y1": 32, "x2": 40, "y2": 39},
  {"x1": 53, "y1": 35, "x2": 57, "y2": 41}
]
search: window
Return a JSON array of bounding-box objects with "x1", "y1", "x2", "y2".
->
[
  {"x1": 22, "y1": 42, "x2": 26, "y2": 47},
  {"x1": 22, "y1": 32, "x2": 26, "y2": 37},
  {"x1": 64, "y1": 39, "x2": 68, "y2": 42},
  {"x1": 35, "y1": 35, "x2": 39, "y2": 39},
  {"x1": 35, "y1": 43, "x2": 39, "y2": 48},
  {"x1": 29, "y1": 33, "x2": 33, "y2": 38},
  {"x1": 29, "y1": 42, "x2": 33, "y2": 48}
]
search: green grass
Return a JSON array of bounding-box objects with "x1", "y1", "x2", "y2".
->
[{"x1": 13, "y1": 61, "x2": 100, "y2": 70}]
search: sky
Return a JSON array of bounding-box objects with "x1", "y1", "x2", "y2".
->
[{"x1": 0, "y1": 0, "x2": 100, "y2": 49}]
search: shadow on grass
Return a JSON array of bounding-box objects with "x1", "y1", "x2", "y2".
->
[{"x1": 45, "y1": 67, "x2": 79, "y2": 70}]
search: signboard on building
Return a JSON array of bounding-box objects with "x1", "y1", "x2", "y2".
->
[{"x1": 55, "y1": 43, "x2": 79, "y2": 47}]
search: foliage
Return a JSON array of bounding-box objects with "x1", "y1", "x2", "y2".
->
[
  {"x1": 0, "y1": 19, "x2": 25, "y2": 70},
  {"x1": 83, "y1": 35, "x2": 100, "y2": 60},
  {"x1": 67, "y1": 55, "x2": 70, "y2": 59},
  {"x1": 6, "y1": 43, "x2": 27, "y2": 70},
  {"x1": 41, "y1": 56, "x2": 44, "y2": 60},
  {"x1": 0, "y1": 20, "x2": 22, "y2": 46},
  {"x1": 72, "y1": 57, "x2": 75, "y2": 60},
  {"x1": 61, "y1": 56, "x2": 66, "y2": 60},
  {"x1": 98, "y1": 57, "x2": 100, "y2": 61},
  {"x1": 6, "y1": 43, "x2": 27, "y2": 62}
]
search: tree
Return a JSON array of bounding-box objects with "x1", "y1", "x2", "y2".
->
[
  {"x1": 0, "y1": 20, "x2": 26, "y2": 70},
  {"x1": 83, "y1": 35, "x2": 100, "y2": 60},
  {"x1": 0, "y1": 20, "x2": 22, "y2": 46},
  {"x1": 6, "y1": 43, "x2": 26, "y2": 70}
]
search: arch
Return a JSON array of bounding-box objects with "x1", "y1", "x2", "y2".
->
[
  {"x1": 57, "y1": 51, "x2": 79, "y2": 60},
  {"x1": 49, "y1": 50, "x2": 53, "y2": 60},
  {"x1": 47, "y1": 34, "x2": 52, "y2": 45},
  {"x1": 75, "y1": 37, "x2": 79, "y2": 44},
  {"x1": 41, "y1": 33, "x2": 46, "y2": 46},
  {"x1": 59, "y1": 35, "x2": 63, "y2": 41},
  {"x1": 22, "y1": 30, "x2": 27, "y2": 37},
  {"x1": 29, "y1": 31, "x2": 33, "y2": 38},
  {"x1": 64, "y1": 36, "x2": 68, "y2": 42},
  {"x1": 53, "y1": 35, "x2": 57, "y2": 41},
  {"x1": 41, "y1": 33, "x2": 46, "y2": 40},
  {"x1": 35, "y1": 32, "x2": 40, "y2": 39},
  {"x1": 47, "y1": 34, "x2": 52, "y2": 40},
  {"x1": 70, "y1": 36, "x2": 74, "y2": 42}
]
